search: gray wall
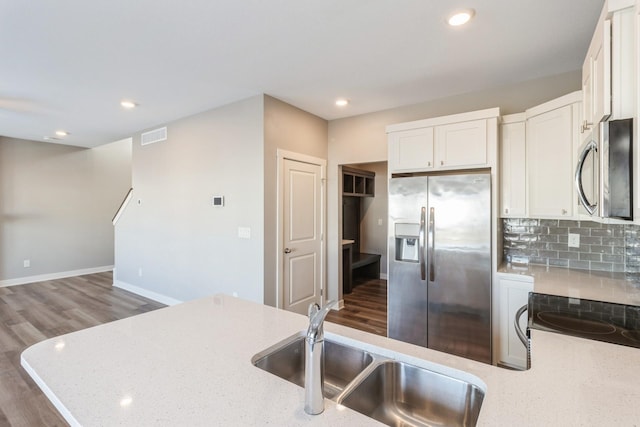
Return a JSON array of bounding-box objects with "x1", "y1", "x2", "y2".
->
[
  {"x1": 115, "y1": 96, "x2": 266, "y2": 303},
  {"x1": 263, "y1": 95, "x2": 328, "y2": 306},
  {"x1": 0, "y1": 137, "x2": 131, "y2": 283},
  {"x1": 326, "y1": 71, "x2": 582, "y2": 301}
]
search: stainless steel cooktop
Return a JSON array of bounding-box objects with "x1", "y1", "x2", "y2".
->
[{"x1": 528, "y1": 293, "x2": 640, "y2": 348}]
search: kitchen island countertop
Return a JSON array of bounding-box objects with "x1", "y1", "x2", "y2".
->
[{"x1": 22, "y1": 294, "x2": 640, "y2": 426}]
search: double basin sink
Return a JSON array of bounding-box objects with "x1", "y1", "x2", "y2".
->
[{"x1": 251, "y1": 331, "x2": 485, "y2": 427}]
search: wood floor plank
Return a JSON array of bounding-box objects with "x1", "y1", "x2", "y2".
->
[
  {"x1": 0, "y1": 271, "x2": 165, "y2": 426},
  {"x1": 326, "y1": 278, "x2": 388, "y2": 336}
]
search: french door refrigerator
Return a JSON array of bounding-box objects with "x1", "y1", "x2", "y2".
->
[{"x1": 388, "y1": 172, "x2": 492, "y2": 364}]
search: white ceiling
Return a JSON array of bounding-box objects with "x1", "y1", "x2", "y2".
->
[{"x1": 1, "y1": 0, "x2": 604, "y2": 148}]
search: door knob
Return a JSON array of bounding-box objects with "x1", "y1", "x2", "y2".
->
[{"x1": 284, "y1": 248, "x2": 292, "y2": 254}]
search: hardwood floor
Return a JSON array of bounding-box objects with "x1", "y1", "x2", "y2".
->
[
  {"x1": 0, "y1": 272, "x2": 165, "y2": 427},
  {"x1": 326, "y1": 277, "x2": 387, "y2": 336}
]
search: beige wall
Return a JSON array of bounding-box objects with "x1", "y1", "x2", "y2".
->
[
  {"x1": 114, "y1": 95, "x2": 328, "y2": 305},
  {"x1": 0, "y1": 137, "x2": 131, "y2": 283},
  {"x1": 263, "y1": 95, "x2": 328, "y2": 306},
  {"x1": 115, "y1": 96, "x2": 266, "y2": 303},
  {"x1": 349, "y1": 162, "x2": 388, "y2": 276},
  {"x1": 326, "y1": 71, "x2": 581, "y2": 301}
]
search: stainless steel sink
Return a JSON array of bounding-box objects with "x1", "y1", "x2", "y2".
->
[
  {"x1": 340, "y1": 360, "x2": 485, "y2": 427},
  {"x1": 251, "y1": 333, "x2": 374, "y2": 399},
  {"x1": 253, "y1": 333, "x2": 485, "y2": 426}
]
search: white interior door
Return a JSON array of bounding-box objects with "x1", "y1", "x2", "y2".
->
[{"x1": 283, "y1": 158, "x2": 323, "y2": 314}]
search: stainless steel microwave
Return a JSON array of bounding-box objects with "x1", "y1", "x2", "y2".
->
[{"x1": 575, "y1": 118, "x2": 633, "y2": 220}]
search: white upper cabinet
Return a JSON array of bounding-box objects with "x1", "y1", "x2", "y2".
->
[
  {"x1": 387, "y1": 108, "x2": 499, "y2": 174},
  {"x1": 500, "y1": 115, "x2": 526, "y2": 218},
  {"x1": 592, "y1": 18, "x2": 612, "y2": 125},
  {"x1": 388, "y1": 128, "x2": 434, "y2": 173},
  {"x1": 526, "y1": 95, "x2": 580, "y2": 219},
  {"x1": 581, "y1": 2, "x2": 636, "y2": 133},
  {"x1": 581, "y1": 7, "x2": 610, "y2": 134},
  {"x1": 435, "y1": 120, "x2": 487, "y2": 169},
  {"x1": 610, "y1": 6, "x2": 635, "y2": 119}
]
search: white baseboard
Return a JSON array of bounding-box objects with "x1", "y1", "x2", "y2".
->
[
  {"x1": 0, "y1": 266, "x2": 114, "y2": 288},
  {"x1": 113, "y1": 280, "x2": 182, "y2": 306},
  {"x1": 380, "y1": 273, "x2": 388, "y2": 280}
]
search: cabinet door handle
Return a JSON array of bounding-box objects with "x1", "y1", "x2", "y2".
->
[
  {"x1": 427, "y1": 161, "x2": 431, "y2": 167},
  {"x1": 562, "y1": 209, "x2": 567, "y2": 215},
  {"x1": 504, "y1": 208, "x2": 509, "y2": 214},
  {"x1": 440, "y1": 160, "x2": 444, "y2": 166},
  {"x1": 284, "y1": 248, "x2": 292, "y2": 254}
]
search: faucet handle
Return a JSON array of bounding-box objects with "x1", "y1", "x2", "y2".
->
[
  {"x1": 308, "y1": 302, "x2": 320, "y2": 319},
  {"x1": 306, "y1": 300, "x2": 337, "y2": 341}
]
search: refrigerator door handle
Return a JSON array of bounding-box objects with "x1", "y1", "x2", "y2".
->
[
  {"x1": 428, "y1": 207, "x2": 435, "y2": 282},
  {"x1": 419, "y1": 207, "x2": 426, "y2": 280}
]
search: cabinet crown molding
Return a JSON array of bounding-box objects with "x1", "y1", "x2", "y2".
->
[
  {"x1": 386, "y1": 107, "x2": 500, "y2": 134},
  {"x1": 525, "y1": 91, "x2": 582, "y2": 119}
]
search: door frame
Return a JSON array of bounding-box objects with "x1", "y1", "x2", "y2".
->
[{"x1": 276, "y1": 149, "x2": 327, "y2": 310}]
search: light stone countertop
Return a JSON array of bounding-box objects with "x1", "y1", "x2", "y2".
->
[
  {"x1": 21, "y1": 294, "x2": 640, "y2": 426},
  {"x1": 498, "y1": 263, "x2": 640, "y2": 305}
]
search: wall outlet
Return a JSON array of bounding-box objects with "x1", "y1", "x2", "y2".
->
[
  {"x1": 568, "y1": 233, "x2": 580, "y2": 248},
  {"x1": 138, "y1": 268, "x2": 143, "y2": 277},
  {"x1": 378, "y1": 218, "x2": 383, "y2": 226},
  {"x1": 23, "y1": 259, "x2": 30, "y2": 268}
]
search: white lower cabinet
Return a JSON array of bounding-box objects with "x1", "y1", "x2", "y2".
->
[{"x1": 497, "y1": 273, "x2": 533, "y2": 370}]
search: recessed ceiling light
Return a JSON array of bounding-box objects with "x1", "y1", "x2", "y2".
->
[
  {"x1": 120, "y1": 100, "x2": 137, "y2": 109},
  {"x1": 447, "y1": 9, "x2": 475, "y2": 26},
  {"x1": 55, "y1": 130, "x2": 68, "y2": 137},
  {"x1": 43, "y1": 136, "x2": 60, "y2": 141},
  {"x1": 335, "y1": 99, "x2": 349, "y2": 107}
]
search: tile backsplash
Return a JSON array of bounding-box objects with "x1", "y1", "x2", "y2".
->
[{"x1": 503, "y1": 218, "x2": 640, "y2": 273}]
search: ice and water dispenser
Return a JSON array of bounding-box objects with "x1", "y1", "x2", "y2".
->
[{"x1": 394, "y1": 223, "x2": 420, "y2": 262}]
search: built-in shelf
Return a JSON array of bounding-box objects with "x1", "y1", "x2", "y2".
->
[{"x1": 342, "y1": 166, "x2": 375, "y2": 197}]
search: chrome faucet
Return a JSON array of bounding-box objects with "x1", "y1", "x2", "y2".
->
[{"x1": 304, "y1": 300, "x2": 337, "y2": 415}]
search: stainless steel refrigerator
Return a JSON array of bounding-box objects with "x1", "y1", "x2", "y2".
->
[{"x1": 388, "y1": 172, "x2": 492, "y2": 364}]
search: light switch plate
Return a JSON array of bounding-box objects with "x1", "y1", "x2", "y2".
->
[{"x1": 238, "y1": 227, "x2": 251, "y2": 239}]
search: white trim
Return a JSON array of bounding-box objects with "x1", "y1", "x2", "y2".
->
[
  {"x1": 525, "y1": 91, "x2": 582, "y2": 119},
  {"x1": 276, "y1": 149, "x2": 327, "y2": 310},
  {"x1": 0, "y1": 266, "x2": 114, "y2": 287},
  {"x1": 379, "y1": 273, "x2": 388, "y2": 280},
  {"x1": 386, "y1": 107, "x2": 500, "y2": 133},
  {"x1": 607, "y1": 0, "x2": 634, "y2": 13},
  {"x1": 501, "y1": 113, "x2": 526, "y2": 124},
  {"x1": 112, "y1": 188, "x2": 133, "y2": 225},
  {"x1": 21, "y1": 358, "x2": 81, "y2": 427},
  {"x1": 113, "y1": 280, "x2": 183, "y2": 306}
]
